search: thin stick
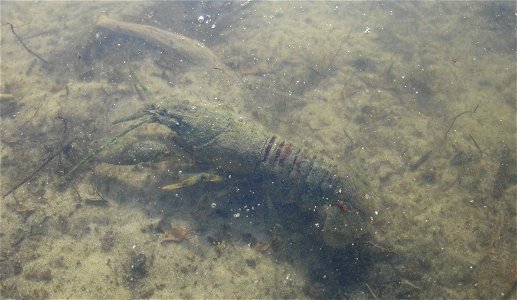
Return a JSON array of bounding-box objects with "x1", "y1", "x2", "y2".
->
[
  {"x1": 95, "y1": 16, "x2": 219, "y2": 68},
  {"x1": 2, "y1": 151, "x2": 60, "y2": 198},
  {"x1": 56, "y1": 115, "x2": 68, "y2": 152},
  {"x1": 409, "y1": 150, "x2": 433, "y2": 171},
  {"x1": 5, "y1": 22, "x2": 49, "y2": 64},
  {"x1": 444, "y1": 103, "x2": 479, "y2": 140},
  {"x1": 469, "y1": 134, "x2": 483, "y2": 155},
  {"x1": 3, "y1": 116, "x2": 68, "y2": 198},
  {"x1": 96, "y1": 16, "x2": 245, "y2": 86},
  {"x1": 343, "y1": 128, "x2": 354, "y2": 145},
  {"x1": 364, "y1": 283, "x2": 379, "y2": 300}
]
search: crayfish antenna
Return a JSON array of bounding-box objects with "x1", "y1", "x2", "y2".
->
[{"x1": 112, "y1": 104, "x2": 159, "y2": 124}]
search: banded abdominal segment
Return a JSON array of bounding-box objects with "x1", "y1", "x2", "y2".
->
[{"x1": 258, "y1": 135, "x2": 353, "y2": 205}]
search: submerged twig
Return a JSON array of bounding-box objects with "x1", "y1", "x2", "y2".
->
[
  {"x1": 444, "y1": 103, "x2": 479, "y2": 139},
  {"x1": 95, "y1": 16, "x2": 220, "y2": 68},
  {"x1": 2, "y1": 116, "x2": 68, "y2": 198},
  {"x1": 343, "y1": 128, "x2": 354, "y2": 146},
  {"x1": 409, "y1": 150, "x2": 433, "y2": 171},
  {"x1": 95, "y1": 15, "x2": 245, "y2": 85},
  {"x1": 469, "y1": 134, "x2": 483, "y2": 155},
  {"x1": 2, "y1": 151, "x2": 60, "y2": 198},
  {"x1": 5, "y1": 22, "x2": 49, "y2": 64},
  {"x1": 56, "y1": 115, "x2": 69, "y2": 166},
  {"x1": 364, "y1": 283, "x2": 379, "y2": 300}
]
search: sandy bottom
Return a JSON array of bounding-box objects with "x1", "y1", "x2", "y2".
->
[{"x1": 1, "y1": 2, "x2": 515, "y2": 299}]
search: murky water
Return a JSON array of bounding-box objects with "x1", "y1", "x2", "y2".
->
[{"x1": 1, "y1": 2, "x2": 515, "y2": 299}]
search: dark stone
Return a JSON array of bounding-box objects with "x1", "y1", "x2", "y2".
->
[
  {"x1": 245, "y1": 259, "x2": 256, "y2": 269},
  {"x1": 351, "y1": 57, "x2": 377, "y2": 72},
  {"x1": 450, "y1": 151, "x2": 472, "y2": 166},
  {"x1": 57, "y1": 215, "x2": 69, "y2": 234},
  {"x1": 29, "y1": 216, "x2": 49, "y2": 237},
  {"x1": 493, "y1": 148, "x2": 517, "y2": 198},
  {"x1": 127, "y1": 252, "x2": 148, "y2": 283},
  {"x1": 241, "y1": 233, "x2": 257, "y2": 247},
  {"x1": 0, "y1": 260, "x2": 13, "y2": 280},
  {"x1": 24, "y1": 269, "x2": 52, "y2": 282},
  {"x1": 206, "y1": 235, "x2": 222, "y2": 245},
  {"x1": 12, "y1": 261, "x2": 22, "y2": 276},
  {"x1": 420, "y1": 168, "x2": 437, "y2": 184},
  {"x1": 100, "y1": 230, "x2": 117, "y2": 252}
]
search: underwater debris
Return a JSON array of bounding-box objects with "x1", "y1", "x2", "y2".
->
[
  {"x1": 100, "y1": 230, "x2": 117, "y2": 252},
  {"x1": 2, "y1": 150, "x2": 61, "y2": 198},
  {"x1": 365, "y1": 282, "x2": 380, "y2": 300},
  {"x1": 245, "y1": 259, "x2": 257, "y2": 269},
  {"x1": 240, "y1": 232, "x2": 258, "y2": 247},
  {"x1": 161, "y1": 226, "x2": 190, "y2": 243},
  {"x1": 161, "y1": 172, "x2": 223, "y2": 191},
  {"x1": 336, "y1": 200, "x2": 351, "y2": 212},
  {"x1": 15, "y1": 207, "x2": 35, "y2": 216},
  {"x1": 450, "y1": 150, "x2": 472, "y2": 166},
  {"x1": 126, "y1": 252, "x2": 148, "y2": 283},
  {"x1": 5, "y1": 22, "x2": 49, "y2": 65},
  {"x1": 95, "y1": 15, "x2": 223, "y2": 68},
  {"x1": 419, "y1": 168, "x2": 437, "y2": 184},
  {"x1": 468, "y1": 134, "x2": 483, "y2": 155},
  {"x1": 409, "y1": 150, "x2": 432, "y2": 171},
  {"x1": 24, "y1": 268, "x2": 52, "y2": 282},
  {"x1": 444, "y1": 104, "x2": 479, "y2": 140},
  {"x1": 83, "y1": 191, "x2": 108, "y2": 206},
  {"x1": 84, "y1": 198, "x2": 108, "y2": 206},
  {"x1": 492, "y1": 148, "x2": 517, "y2": 199},
  {"x1": 93, "y1": 15, "x2": 246, "y2": 87},
  {"x1": 3, "y1": 115, "x2": 71, "y2": 198},
  {"x1": 0, "y1": 257, "x2": 22, "y2": 281},
  {"x1": 0, "y1": 93, "x2": 15, "y2": 101},
  {"x1": 256, "y1": 241, "x2": 271, "y2": 254},
  {"x1": 139, "y1": 286, "x2": 155, "y2": 299}
]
